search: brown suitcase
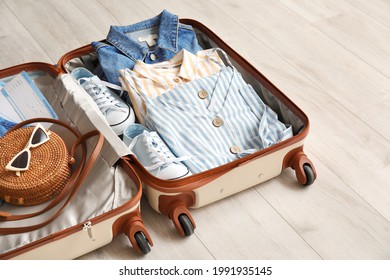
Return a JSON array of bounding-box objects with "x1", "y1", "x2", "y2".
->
[
  {"x1": 0, "y1": 17, "x2": 316, "y2": 259},
  {"x1": 58, "y1": 19, "x2": 317, "y2": 237}
]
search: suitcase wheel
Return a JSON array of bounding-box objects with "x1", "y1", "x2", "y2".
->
[
  {"x1": 286, "y1": 149, "x2": 317, "y2": 186},
  {"x1": 134, "y1": 231, "x2": 151, "y2": 254},
  {"x1": 303, "y1": 164, "x2": 315, "y2": 186},
  {"x1": 178, "y1": 213, "x2": 194, "y2": 236},
  {"x1": 120, "y1": 211, "x2": 153, "y2": 255},
  {"x1": 159, "y1": 195, "x2": 197, "y2": 236},
  {"x1": 167, "y1": 202, "x2": 196, "y2": 237}
]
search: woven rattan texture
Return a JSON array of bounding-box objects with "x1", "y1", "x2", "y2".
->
[{"x1": 0, "y1": 126, "x2": 71, "y2": 206}]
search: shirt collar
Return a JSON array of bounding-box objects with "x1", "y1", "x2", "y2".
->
[
  {"x1": 132, "y1": 49, "x2": 199, "y2": 87},
  {"x1": 106, "y1": 10, "x2": 179, "y2": 62},
  {"x1": 176, "y1": 50, "x2": 198, "y2": 81},
  {"x1": 175, "y1": 49, "x2": 226, "y2": 81}
]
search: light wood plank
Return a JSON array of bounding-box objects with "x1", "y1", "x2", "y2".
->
[
  {"x1": 192, "y1": 188, "x2": 321, "y2": 259},
  {"x1": 346, "y1": 0, "x2": 390, "y2": 29},
  {"x1": 278, "y1": 0, "x2": 341, "y2": 23},
  {"x1": 73, "y1": 0, "x2": 156, "y2": 35},
  {"x1": 4, "y1": 0, "x2": 104, "y2": 62},
  {"x1": 360, "y1": 100, "x2": 390, "y2": 141},
  {"x1": 258, "y1": 152, "x2": 390, "y2": 259},
  {"x1": 280, "y1": 0, "x2": 390, "y2": 143},
  {"x1": 0, "y1": 0, "x2": 50, "y2": 68},
  {"x1": 96, "y1": 0, "x2": 156, "y2": 26},
  {"x1": 70, "y1": 0, "x2": 121, "y2": 34},
  {"x1": 281, "y1": 0, "x2": 390, "y2": 78}
]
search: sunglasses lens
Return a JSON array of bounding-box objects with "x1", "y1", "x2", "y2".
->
[
  {"x1": 10, "y1": 150, "x2": 29, "y2": 169},
  {"x1": 31, "y1": 127, "x2": 49, "y2": 145}
]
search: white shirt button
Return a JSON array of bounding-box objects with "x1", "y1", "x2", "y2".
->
[
  {"x1": 230, "y1": 145, "x2": 241, "y2": 154},
  {"x1": 150, "y1": 53, "x2": 157, "y2": 61},
  {"x1": 198, "y1": 89, "x2": 208, "y2": 99},
  {"x1": 173, "y1": 77, "x2": 180, "y2": 83},
  {"x1": 212, "y1": 117, "x2": 223, "y2": 127}
]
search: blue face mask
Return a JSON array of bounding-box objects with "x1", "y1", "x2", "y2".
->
[{"x1": 91, "y1": 10, "x2": 203, "y2": 86}]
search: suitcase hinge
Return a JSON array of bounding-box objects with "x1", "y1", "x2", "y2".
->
[{"x1": 83, "y1": 221, "x2": 95, "y2": 241}]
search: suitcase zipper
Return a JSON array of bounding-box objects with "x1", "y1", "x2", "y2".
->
[{"x1": 83, "y1": 221, "x2": 95, "y2": 241}]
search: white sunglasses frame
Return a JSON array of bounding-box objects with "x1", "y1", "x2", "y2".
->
[{"x1": 5, "y1": 123, "x2": 51, "y2": 176}]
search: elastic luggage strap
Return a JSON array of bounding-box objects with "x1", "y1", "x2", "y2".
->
[{"x1": 0, "y1": 117, "x2": 104, "y2": 235}]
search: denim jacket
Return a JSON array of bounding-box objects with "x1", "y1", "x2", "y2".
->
[{"x1": 92, "y1": 10, "x2": 203, "y2": 86}]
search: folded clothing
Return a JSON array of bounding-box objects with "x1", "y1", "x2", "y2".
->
[
  {"x1": 143, "y1": 66, "x2": 293, "y2": 174},
  {"x1": 120, "y1": 48, "x2": 226, "y2": 125}
]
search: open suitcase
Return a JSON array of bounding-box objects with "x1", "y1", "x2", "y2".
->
[
  {"x1": 0, "y1": 63, "x2": 153, "y2": 259},
  {"x1": 58, "y1": 18, "x2": 317, "y2": 237},
  {"x1": 0, "y1": 15, "x2": 316, "y2": 259}
]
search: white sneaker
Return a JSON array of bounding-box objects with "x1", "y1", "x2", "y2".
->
[
  {"x1": 71, "y1": 67, "x2": 135, "y2": 135},
  {"x1": 123, "y1": 124, "x2": 191, "y2": 180}
]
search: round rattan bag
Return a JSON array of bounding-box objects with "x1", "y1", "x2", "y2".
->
[{"x1": 0, "y1": 125, "x2": 71, "y2": 206}]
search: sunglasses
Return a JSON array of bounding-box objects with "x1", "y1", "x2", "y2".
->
[{"x1": 5, "y1": 123, "x2": 51, "y2": 176}]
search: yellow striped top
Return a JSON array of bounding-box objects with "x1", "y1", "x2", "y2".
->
[{"x1": 120, "y1": 49, "x2": 226, "y2": 125}]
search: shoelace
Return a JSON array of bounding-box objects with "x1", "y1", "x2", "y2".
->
[
  {"x1": 129, "y1": 131, "x2": 190, "y2": 171},
  {"x1": 78, "y1": 77, "x2": 126, "y2": 114}
]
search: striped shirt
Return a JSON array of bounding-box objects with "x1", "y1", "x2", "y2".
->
[
  {"x1": 120, "y1": 49, "x2": 225, "y2": 125},
  {"x1": 143, "y1": 66, "x2": 293, "y2": 174}
]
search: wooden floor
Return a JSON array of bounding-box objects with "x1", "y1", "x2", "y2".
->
[{"x1": 1, "y1": 0, "x2": 390, "y2": 260}]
